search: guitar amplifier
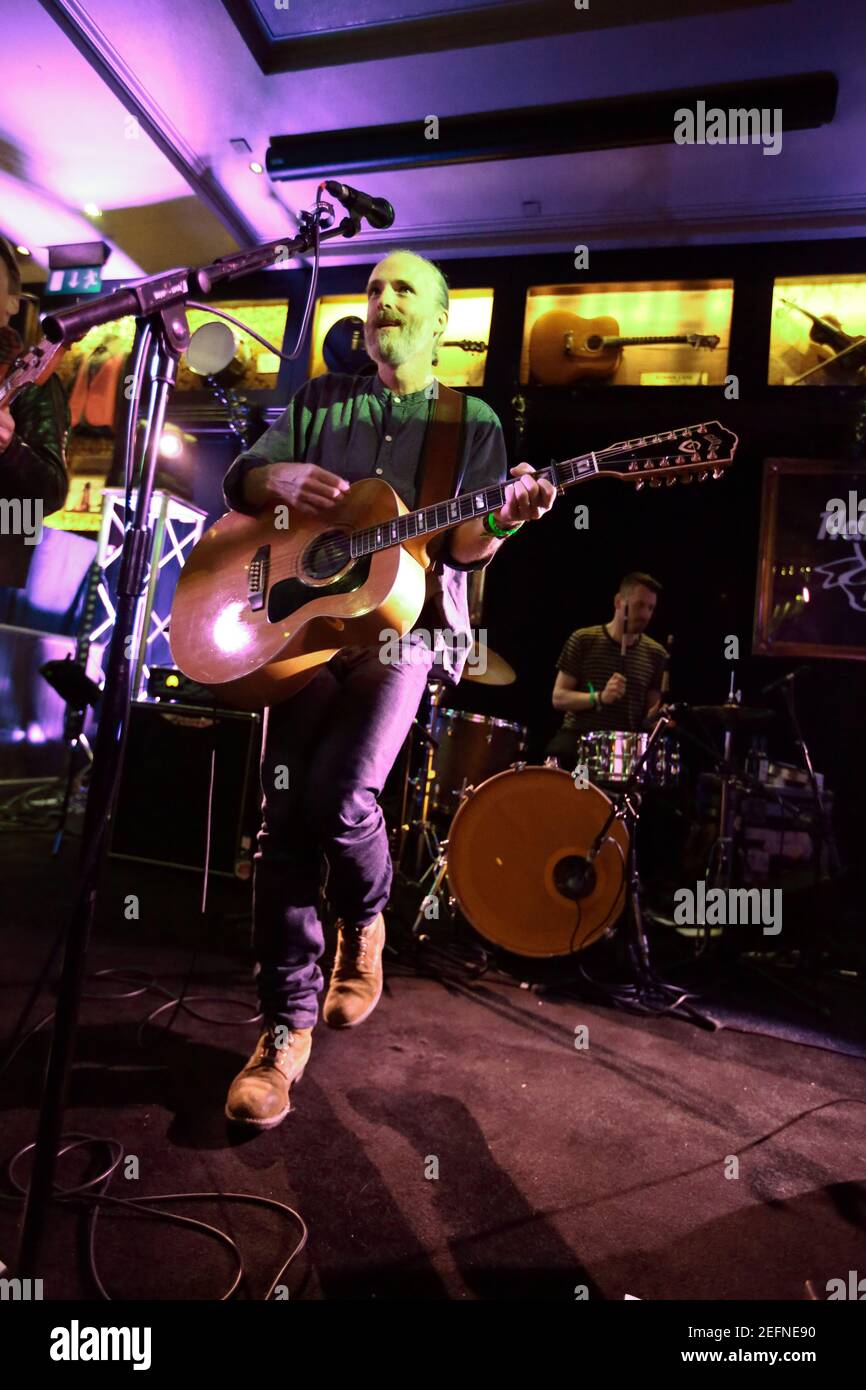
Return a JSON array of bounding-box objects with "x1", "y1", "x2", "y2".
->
[{"x1": 110, "y1": 702, "x2": 262, "y2": 878}]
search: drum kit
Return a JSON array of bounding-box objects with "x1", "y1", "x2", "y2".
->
[{"x1": 389, "y1": 656, "x2": 812, "y2": 1021}]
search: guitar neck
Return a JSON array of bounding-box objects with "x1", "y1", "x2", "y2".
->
[
  {"x1": 350, "y1": 453, "x2": 597, "y2": 558},
  {"x1": 602, "y1": 335, "x2": 691, "y2": 348}
]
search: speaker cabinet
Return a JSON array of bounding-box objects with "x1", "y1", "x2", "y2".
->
[{"x1": 110, "y1": 702, "x2": 262, "y2": 878}]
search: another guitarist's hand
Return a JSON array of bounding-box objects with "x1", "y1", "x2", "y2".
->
[
  {"x1": 0, "y1": 407, "x2": 15, "y2": 455},
  {"x1": 494, "y1": 462, "x2": 557, "y2": 528},
  {"x1": 244, "y1": 462, "x2": 350, "y2": 515}
]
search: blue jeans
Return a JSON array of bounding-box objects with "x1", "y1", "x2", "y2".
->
[{"x1": 252, "y1": 642, "x2": 436, "y2": 1030}]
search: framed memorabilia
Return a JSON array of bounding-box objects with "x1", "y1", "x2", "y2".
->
[
  {"x1": 753, "y1": 458, "x2": 866, "y2": 662},
  {"x1": 520, "y1": 280, "x2": 733, "y2": 386},
  {"x1": 768, "y1": 276, "x2": 866, "y2": 386},
  {"x1": 308, "y1": 289, "x2": 493, "y2": 386}
]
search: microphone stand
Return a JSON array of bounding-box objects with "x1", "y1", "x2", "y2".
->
[
  {"x1": 15, "y1": 199, "x2": 358, "y2": 1280},
  {"x1": 581, "y1": 710, "x2": 718, "y2": 1028}
]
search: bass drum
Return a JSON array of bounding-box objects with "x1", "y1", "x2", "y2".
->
[{"x1": 446, "y1": 765, "x2": 629, "y2": 957}]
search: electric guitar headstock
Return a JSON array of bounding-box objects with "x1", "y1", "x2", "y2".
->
[
  {"x1": 0, "y1": 336, "x2": 67, "y2": 411},
  {"x1": 595, "y1": 420, "x2": 738, "y2": 487}
]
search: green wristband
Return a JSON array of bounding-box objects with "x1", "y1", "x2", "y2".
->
[{"x1": 483, "y1": 511, "x2": 523, "y2": 539}]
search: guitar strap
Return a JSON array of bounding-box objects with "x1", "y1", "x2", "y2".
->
[{"x1": 416, "y1": 382, "x2": 466, "y2": 564}]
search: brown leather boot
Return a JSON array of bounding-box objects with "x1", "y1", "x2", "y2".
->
[
  {"x1": 323, "y1": 912, "x2": 386, "y2": 1028},
  {"x1": 225, "y1": 1025, "x2": 312, "y2": 1128}
]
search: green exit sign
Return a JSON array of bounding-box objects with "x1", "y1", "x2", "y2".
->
[{"x1": 45, "y1": 267, "x2": 103, "y2": 295}]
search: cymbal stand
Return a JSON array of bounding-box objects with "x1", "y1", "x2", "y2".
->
[
  {"x1": 393, "y1": 680, "x2": 445, "y2": 881},
  {"x1": 576, "y1": 711, "x2": 719, "y2": 1028},
  {"x1": 705, "y1": 673, "x2": 742, "y2": 897}
]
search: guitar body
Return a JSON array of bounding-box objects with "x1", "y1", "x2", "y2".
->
[
  {"x1": 169, "y1": 478, "x2": 429, "y2": 710},
  {"x1": 529, "y1": 311, "x2": 623, "y2": 385}
]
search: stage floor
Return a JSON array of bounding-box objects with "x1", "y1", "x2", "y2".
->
[{"x1": 2, "y1": 829, "x2": 865, "y2": 1301}]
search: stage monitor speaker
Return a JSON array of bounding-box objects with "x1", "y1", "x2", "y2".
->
[{"x1": 110, "y1": 702, "x2": 262, "y2": 878}]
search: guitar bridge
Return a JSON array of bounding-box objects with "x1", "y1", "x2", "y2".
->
[{"x1": 247, "y1": 545, "x2": 269, "y2": 612}]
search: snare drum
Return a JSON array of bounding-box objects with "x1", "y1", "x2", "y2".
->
[
  {"x1": 428, "y1": 708, "x2": 528, "y2": 820},
  {"x1": 574, "y1": 730, "x2": 680, "y2": 788}
]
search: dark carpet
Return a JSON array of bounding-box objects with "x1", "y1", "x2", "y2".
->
[{"x1": 2, "y1": 829, "x2": 865, "y2": 1302}]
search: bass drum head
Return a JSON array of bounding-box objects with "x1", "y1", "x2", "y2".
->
[{"x1": 447, "y1": 765, "x2": 629, "y2": 957}]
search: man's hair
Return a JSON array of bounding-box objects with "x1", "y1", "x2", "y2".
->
[
  {"x1": 381, "y1": 248, "x2": 449, "y2": 315},
  {"x1": 0, "y1": 235, "x2": 22, "y2": 296},
  {"x1": 619, "y1": 571, "x2": 662, "y2": 598}
]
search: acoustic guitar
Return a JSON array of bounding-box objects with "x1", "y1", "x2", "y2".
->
[
  {"x1": 169, "y1": 420, "x2": 738, "y2": 711},
  {"x1": 529, "y1": 310, "x2": 720, "y2": 385}
]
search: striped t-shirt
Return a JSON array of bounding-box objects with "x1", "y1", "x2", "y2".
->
[{"x1": 555, "y1": 624, "x2": 666, "y2": 733}]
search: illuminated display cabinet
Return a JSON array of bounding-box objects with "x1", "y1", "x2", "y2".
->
[
  {"x1": 768, "y1": 276, "x2": 866, "y2": 386},
  {"x1": 521, "y1": 280, "x2": 733, "y2": 387}
]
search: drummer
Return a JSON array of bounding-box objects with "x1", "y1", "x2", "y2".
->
[{"x1": 546, "y1": 572, "x2": 667, "y2": 771}]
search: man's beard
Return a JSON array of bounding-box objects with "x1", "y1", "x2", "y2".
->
[{"x1": 364, "y1": 315, "x2": 428, "y2": 366}]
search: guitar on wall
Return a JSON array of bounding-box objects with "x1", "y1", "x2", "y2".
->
[
  {"x1": 169, "y1": 420, "x2": 739, "y2": 711},
  {"x1": 529, "y1": 310, "x2": 720, "y2": 385}
]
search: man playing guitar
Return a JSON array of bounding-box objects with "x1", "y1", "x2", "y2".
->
[{"x1": 223, "y1": 249, "x2": 557, "y2": 1128}]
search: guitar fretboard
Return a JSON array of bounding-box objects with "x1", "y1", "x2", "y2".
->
[{"x1": 350, "y1": 454, "x2": 598, "y2": 558}]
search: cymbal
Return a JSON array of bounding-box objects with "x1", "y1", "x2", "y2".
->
[
  {"x1": 463, "y1": 642, "x2": 516, "y2": 685},
  {"x1": 691, "y1": 703, "x2": 774, "y2": 728}
]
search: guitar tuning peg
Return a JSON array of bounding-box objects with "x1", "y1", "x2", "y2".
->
[
  {"x1": 697, "y1": 469, "x2": 709, "y2": 481},
  {"x1": 649, "y1": 476, "x2": 663, "y2": 488},
  {"x1": 634, "y1": 480, "x2": 645, "y2": 490},
  {"x1": 712, "y1": 467, "x2": 724, "y2": 479},
  {"x1": 680, "y1": 472, "x2": 693, "y2": 485},
  {"x1": 666, "y1": 476, "x2": 677, "y2": 486}
]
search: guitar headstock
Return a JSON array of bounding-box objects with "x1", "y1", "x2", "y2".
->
[
  {"x1": 685, "y1": 334, "x2": 721, "y2": 350},
  {"x1": 598, "y1": 420, "x2": 738, "y2": 487},
  {"x1": 0, "y1": 337, "x2": 67, "y2": 409}
]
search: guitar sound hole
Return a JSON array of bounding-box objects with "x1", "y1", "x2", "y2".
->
[{"x1": 304, "y1": 529, "x2": 352, "y2": 580}]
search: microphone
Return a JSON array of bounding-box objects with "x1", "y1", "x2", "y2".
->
[{"x1": 323, "y1": 181, "x2": 395, "y2": 230}]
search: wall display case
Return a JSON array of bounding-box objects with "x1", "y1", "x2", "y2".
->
[
  {"x1": 768, "y1": 276, "x2": 866, "y2": 386},
  {"x1": 753, "y1": 459, "x2": 866, "y2": 661},
  {"x1": 308, "y1": 289, "x2": 494, "y2": 386},
  {"x1": 520, "y1": 280, "x2": 733, "y2": 386}
]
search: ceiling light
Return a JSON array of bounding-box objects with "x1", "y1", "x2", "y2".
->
[
  {"x1": 83, "y1": 203, "x2": 102, "y2": 218},
  {"x1": 249, "y1": 161, "x2": 264, "y2": 175},
  {"x1": 16, "y1": 245, "x2": 31, "y2": 256}
]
